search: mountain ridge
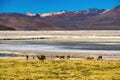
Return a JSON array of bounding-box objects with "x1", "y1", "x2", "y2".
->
[{"x1": 0, "y1": 5, "x2": 120, "y2": 30}]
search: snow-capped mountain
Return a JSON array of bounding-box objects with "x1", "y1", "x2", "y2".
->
[
  {"x1": 26, "y1": 9, "x2": 105, "y2": 17},
  {"x1": 0, "y1": 5, "x2": 120, "y2": 30}
]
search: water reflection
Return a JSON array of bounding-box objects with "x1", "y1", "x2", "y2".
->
[{"x1": 0, "y1": 42, "x2": 120, "y2": 53}]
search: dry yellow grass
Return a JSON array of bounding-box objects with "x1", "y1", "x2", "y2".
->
[{"x1": 0, "y1": 59, "x2": 120, "y2": 80}]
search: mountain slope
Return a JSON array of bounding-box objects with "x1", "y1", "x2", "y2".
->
[
  {"x1": 43, "y1": 5, "x2": 120, "y2": 30},
  {"x1": 0, "y1": 5, "x2": 120, "y2": 30},
  {"x1": 0, "y1": 24, "x2": 15, "y2": 30},
  {"x1": 0, "y1": 13, "x2": 61, "y2": 30},
  {"x1": 83, "y1": 5, "x2": 120, "y2": 30}
]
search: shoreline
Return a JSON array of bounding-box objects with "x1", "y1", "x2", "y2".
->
[
  {"x1": 1, "y1": 50, "x2": 120, "y2": 60},
  {"x1": 0, "y1": 31, "x2": 120, "y2": 42}
]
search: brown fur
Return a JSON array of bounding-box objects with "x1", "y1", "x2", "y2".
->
[
  {"x1": 37, "y1": 55, "x2": 46, "y2": 61},
  {"x1": 87, "y1": 57, "x2": 94, "y2": 60}
]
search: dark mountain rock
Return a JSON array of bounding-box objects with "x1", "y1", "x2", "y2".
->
[{"x1": 0, "y1": 24, "x2": 15, "y2": 30}]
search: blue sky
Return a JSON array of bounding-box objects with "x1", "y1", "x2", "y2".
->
[{"x1": 0, "y1": 0, "x2": 120, "y2": 13}]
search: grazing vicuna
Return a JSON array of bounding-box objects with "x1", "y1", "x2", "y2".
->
[
  {"x1": 26, "y1": 55, "x2": 29, "y2": 60},
  {"x1": 56, "y1": 56, "x2": 59, "y2": 58},
  {"x1": 59, "y1": 56, "x2": 65, "y2": 59},
  {"x1": 87, "y1": 56, "x2": 94, "y2": 60},
  {"x1": 67, "y1": 55, "x2": 70, "y2": 59},
  {"x1": 97, "y1": 56, "x2": 103, "y2": 60},
  {"x1": 33, "y1": 56, "x2": 35, "y2": 59},
  {"x1": 37, "y1": 55, "x2": 46, "y2": 61},
  {"x1": 56, "y1": 55, "x2": 65, "y2": 59}
]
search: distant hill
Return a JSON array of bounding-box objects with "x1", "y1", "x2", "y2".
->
[
  {"x1": 0, "y1": 5, "x2": 120, "y2": 30},
  {"x1": 0, "y1": 24, "x2": 15, "y2": 30},
  {"x1": 0, "y1": 13, "x2": 61, "y2": 30}
]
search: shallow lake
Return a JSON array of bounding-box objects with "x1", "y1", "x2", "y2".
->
[{"x1": 0, "y1": 42, "x2": 120, "y2": 54}]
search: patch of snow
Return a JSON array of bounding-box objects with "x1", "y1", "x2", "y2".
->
[
  {"x1": 40, "y1": 13, "x2": 54, "y2": 17},
  {"x1": 99, "y1": 9, "x2": 110, "y2": 15},
  {"x1": 26, "y1": 12, "x2": 36, "y2": 17},
  {"x1": 40, "y1": 11, "x2": 66, "y2": 17}
]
